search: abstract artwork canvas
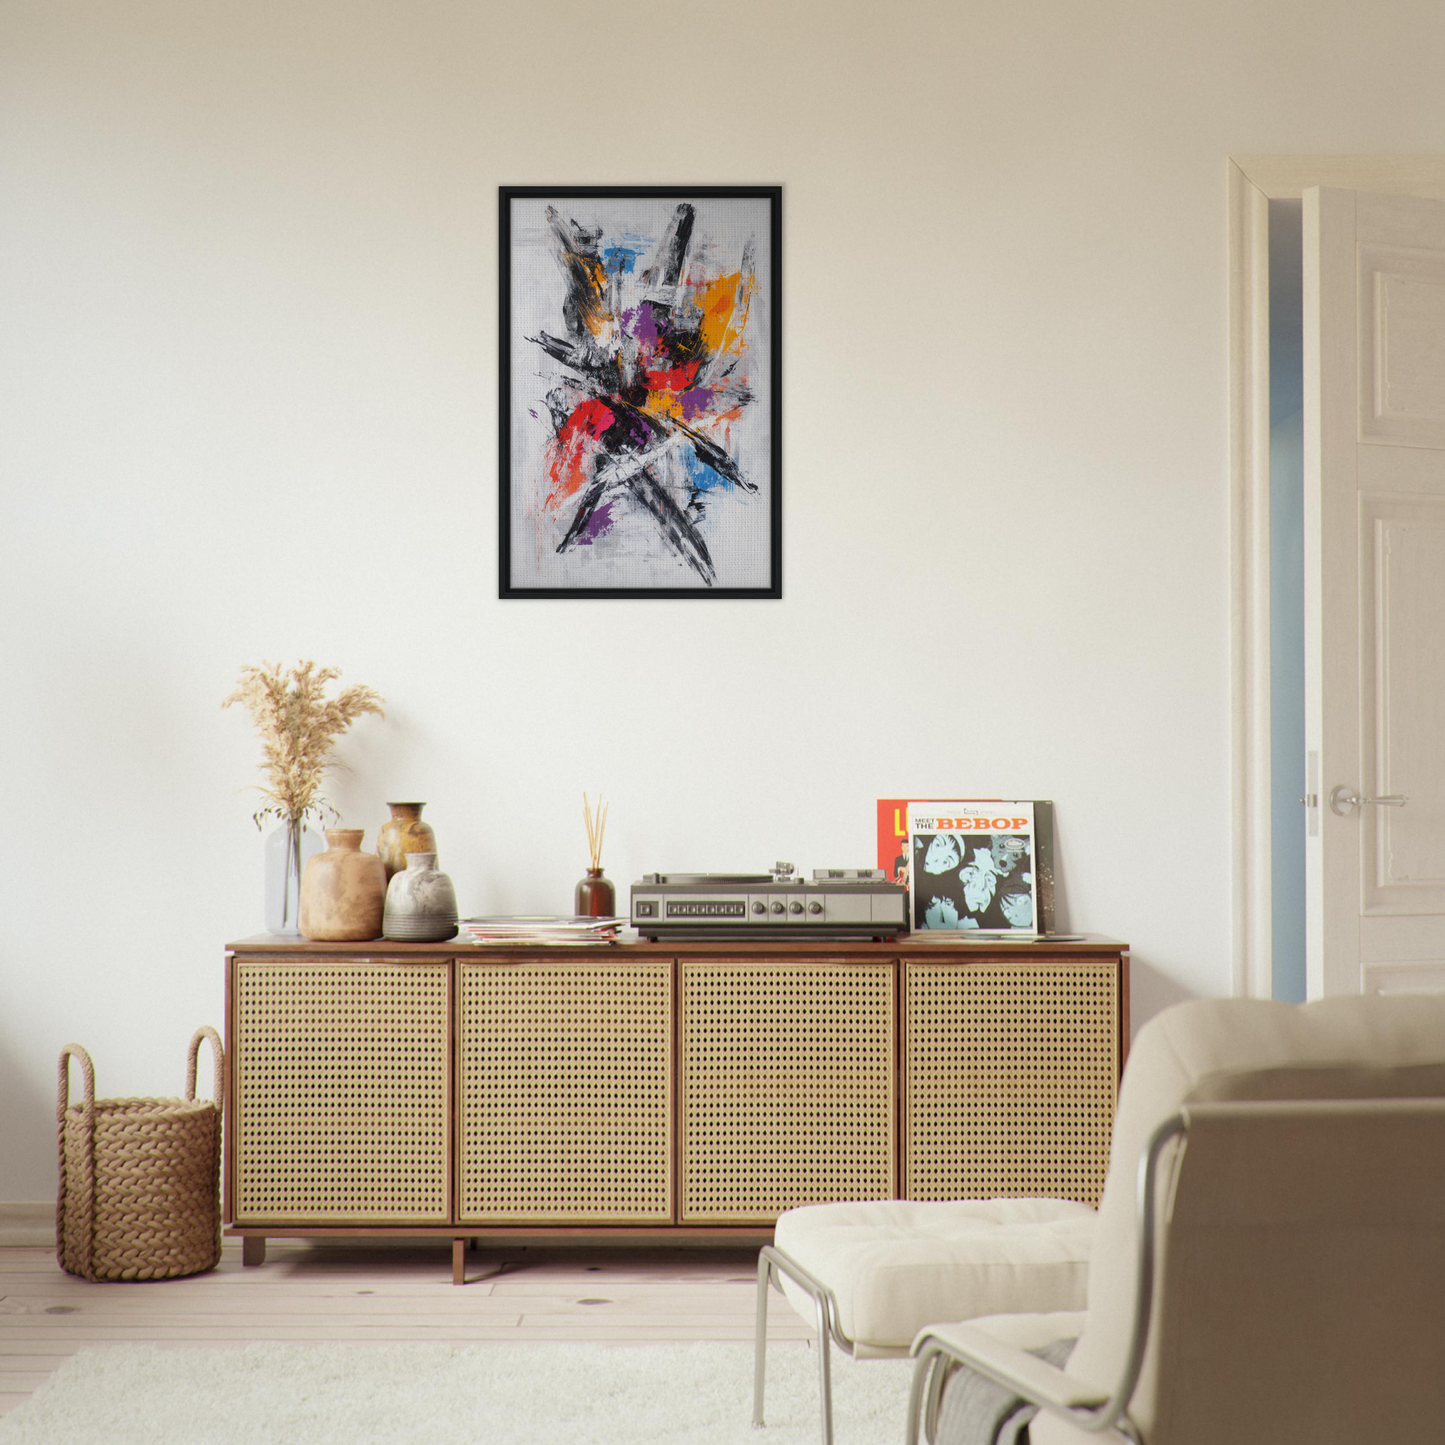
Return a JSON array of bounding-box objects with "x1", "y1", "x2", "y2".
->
[{"x1": 500, "y1": 187, "x2": 781, "y2": 598}]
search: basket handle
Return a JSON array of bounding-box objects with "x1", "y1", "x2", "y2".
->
[
  {"x1": 57, "y1": 1043, "x2": 95, "y2": 1125},
  {"x1": 185, "y1": 1026, "x2": 225, "y2": 1108},
  {"x1": 56, "y1": 1043, "x2": 98, "y2": 1277}
]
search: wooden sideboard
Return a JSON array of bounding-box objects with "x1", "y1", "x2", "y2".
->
[{"x1": 224, "y1": 935, "x2": 1129, "y2": 1281}]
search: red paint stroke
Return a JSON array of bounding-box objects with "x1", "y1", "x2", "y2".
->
[
  {"x1": 545, "y1": 399, "x2": 614, "y2": 510},
  {"x1": 643, "y1": 360, "x2": 701, "y2": 393}
]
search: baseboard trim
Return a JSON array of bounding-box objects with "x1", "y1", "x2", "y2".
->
[{"x1": 0, "y1": 1201, "x2": 54, "y2": 1247}]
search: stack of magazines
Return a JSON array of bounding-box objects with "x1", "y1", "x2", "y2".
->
[{"x1": 458, "y1": 915, "x2": 626, "y2": 946}]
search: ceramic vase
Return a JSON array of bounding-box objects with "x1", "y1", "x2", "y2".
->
[
  {"x1": 383, "y1": 853, "x2": 459, "y2": 942},
  {"x1": 574, "y1": 867, "x2": 616, "y2": 918},
  {"x1": 263, "y1": 819, "x2": 324, "y2": 935},
  {"x1": 299, "y1": 829, "x2": 385, "y2": 941},
  {"x1": 376, "y1": 802, "x2": 438, "y2": 881}
]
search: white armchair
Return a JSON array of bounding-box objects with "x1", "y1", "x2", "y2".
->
[{"x1": 907, "y1": 993, "x2": 1445, "y2": 1445}]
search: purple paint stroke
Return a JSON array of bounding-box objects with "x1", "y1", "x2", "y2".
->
[
  {"x1": 622, "y1": 301, "x2": 663, "y2": 345},
  {"x1": 574, "y1": 499, "x2": 617, "y2": 547},
  {"x1": 676, "y1": 384, "x2": 717, "y2": 420}
]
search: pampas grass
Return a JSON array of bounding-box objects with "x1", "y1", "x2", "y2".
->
[{"x1": 223, "y1": 660, "x2": 385, "y2": 828}]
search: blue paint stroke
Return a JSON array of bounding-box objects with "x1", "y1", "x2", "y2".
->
[
  {"x1": 600, "y1": 232, "x2": 653, "y2": 275},
  {"x1": 684, "y1": 445, "x2": 729, "y2": 493}
]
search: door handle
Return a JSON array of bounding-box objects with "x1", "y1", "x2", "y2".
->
[{"x1": 1329, "y1": 786, "x2": 1408, "y2": 816}]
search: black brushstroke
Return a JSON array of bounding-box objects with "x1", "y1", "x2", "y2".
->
[
  {"x1": 545, "y1": 207, "x2": 609, "y2": 341},
  {"x1": 530, "y1": 328, "x2": 618, "y2": 389},
  {"x1": 622, "y1": 465, "x2": 715, "y2": 584},
  {"x1": 555, "y1": 472, "x2": 612, "y2": 552},
  {"x1": 639, "y1": 204, "x2": 696, "y2": 289},
  {"x1": 557, "y1": 447, "x2": 715, "y2": 584},
  {"x1": 543, "y1": 386, "x2": 573, "y2": 436}
]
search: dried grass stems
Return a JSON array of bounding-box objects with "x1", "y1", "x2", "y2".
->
[
  {"x1": 583, "y1": 792, "x2": 608, "y2": 870},
  {"x1": 223, "y1": 660, "x2": 385, "y2": 829}
]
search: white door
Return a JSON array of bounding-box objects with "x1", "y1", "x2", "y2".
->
[{"x1": 1305, "y1": 186, "x2": 1445, "y2": 996}]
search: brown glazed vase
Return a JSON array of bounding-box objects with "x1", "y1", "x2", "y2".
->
[
  {"x1": 299, "y1": 829, "x2": 386, "y2": 941},
  {"x1": 574, "y1": 868, "x2": 616, "y2": 918},
  {"x1": 376, "y1": 802, "x2": 438, "y2": 881}
]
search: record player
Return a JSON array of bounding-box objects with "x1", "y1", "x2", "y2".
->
[{"x1": 631, "y1": 863, "x2": 906, "y2": 940}]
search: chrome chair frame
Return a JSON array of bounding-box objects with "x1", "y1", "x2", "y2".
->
[
  {"x1": 904, "y1": 1114, "x2": 1186, "y2": 1445},
  {"x1": 753, "y1": 1243, "x2": 871, "y2": 1445}
]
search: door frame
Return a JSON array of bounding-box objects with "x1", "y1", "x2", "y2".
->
[{"x1": 1227, "y1": 157, "x2": 1445, "y2": 999}]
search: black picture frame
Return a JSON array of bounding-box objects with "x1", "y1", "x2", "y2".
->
[{"x1": 499, "y1": 185, "x2": 782, "y2": 599}]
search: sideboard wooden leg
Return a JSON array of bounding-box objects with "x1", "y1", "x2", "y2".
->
[
  {"x1": 241, "y1": 1236, "x2": 266, "y2": 1268},
  {"x1": 452, "y1": 1237, "x2": 465, "y2": 1285}
]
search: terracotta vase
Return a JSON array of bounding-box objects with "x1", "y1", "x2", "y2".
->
[
  {"x1": 376, "y1": 802, "x2": 438, "y2": 881},
  {"x1": 383, "y1": 853, "x2": 459, "y2": 942},
  {"x1": 299, "y1": 829, "x2": 385, "y2": 941},
  {"x1": 574, "y1": 867, "x2": 616, "y2": 918}
]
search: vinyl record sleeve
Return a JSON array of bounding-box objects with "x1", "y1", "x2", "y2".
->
[{"x1": 877, "y1": 798, "x2": 1055, "y2": 933}]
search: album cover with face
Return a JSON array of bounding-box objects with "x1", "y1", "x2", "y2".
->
[{"x1": 902, "y1": 800, "x2": 1054, "y2": 934}]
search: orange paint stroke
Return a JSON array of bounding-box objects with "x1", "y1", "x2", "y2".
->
[
  {"x1": 698, "y1": 266, "x2": 757, "y2": 363},
  {"x1": 643, "y1": 390, "x2": 682, "y2": 421},
  {"x1": 697, "y1": 271, "x2": 742, "y2": 358},
  {"x1": 579, "y1": 257, "x2": 610, "y2": 337}
]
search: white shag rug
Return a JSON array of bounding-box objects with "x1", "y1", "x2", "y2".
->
[{"x1": 0, "y1": 1341, "x2": 914, "y2": 1444}]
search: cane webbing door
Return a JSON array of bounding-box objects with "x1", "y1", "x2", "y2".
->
[
  {"x1": 904, "y1": 960, "x2": 1118, "y2": 1205},
  {"x1": 233, "y1": 959, "x2": 451, "y2": 1223},
  {"x1": 679, "y1": 959, "x2": 895, "y2": 1222},
  {"x1": 457, "y1": 959, "x2": 673, "y2": 1222}
]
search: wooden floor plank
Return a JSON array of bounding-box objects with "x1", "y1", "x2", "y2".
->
[
  {"x1": 0, "y1": 1288, "x2": 767, "y2": 1318},
  {"x1": 0, "y1": 1247, "x2": 761, "y2": 1278},
  {"x1": 0, "y1": 1322, "x2": 812, "y2": 1354},
  {"x1": 0, "y1": 1279, "x2": 500, "y2": 1300},
  {"x1": 0, "y1": 1325, "x2": 800, "y2": 1344},
  {"x1": 0, "y1": 1374, "x2": 47, "y2": 1392},
  {"x1": 1, "y1": 1317, "x2": 804, "y2": 1338},
  {"x1": 0, "y1": 1296, "x2": 527, "y2": 1318}
]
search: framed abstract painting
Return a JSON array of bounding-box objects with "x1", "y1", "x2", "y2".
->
[{"x1": 500, "y1": 186, "x2": 781, "y2": 598}]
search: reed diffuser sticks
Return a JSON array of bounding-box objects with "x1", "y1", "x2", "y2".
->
[{"x1": 583, "y1": 792, "x2": 608, "y2": 871}]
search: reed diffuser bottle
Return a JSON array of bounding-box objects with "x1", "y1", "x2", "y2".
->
[{"x1": 575, "y1": 792, "x2": 616, "y2": 917}]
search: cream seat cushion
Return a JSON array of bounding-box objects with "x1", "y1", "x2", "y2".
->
[{"x1": 772, "y1": 1198, "x2": 1096, "y2": 1356}]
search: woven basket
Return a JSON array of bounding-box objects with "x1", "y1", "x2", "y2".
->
[{"x1": 57, "y1": 1026, "x2": 224, "y2": 1282}]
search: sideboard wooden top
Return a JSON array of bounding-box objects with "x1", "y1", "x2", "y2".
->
[{"x1": 228, "y1": 932, "x2": 1127, "y2": 958}]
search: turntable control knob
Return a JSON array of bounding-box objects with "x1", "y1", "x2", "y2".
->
[
  {"x1": 808, "y1": 901, "x2": 823, "y2": 915},
  {"x1": 770, "y1": 901, "x2": 785, "y2": 915},
  {"x1": 789, "y1": 901, "x2": 804, "y2": 915},
  {"x1": 752, "y1": 901, "x2": 766, "y2": 915}
]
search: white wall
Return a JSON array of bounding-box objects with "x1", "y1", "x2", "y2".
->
[{"x1": 3, "y1": 0, "x2": 1442, "y2": 1200}]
